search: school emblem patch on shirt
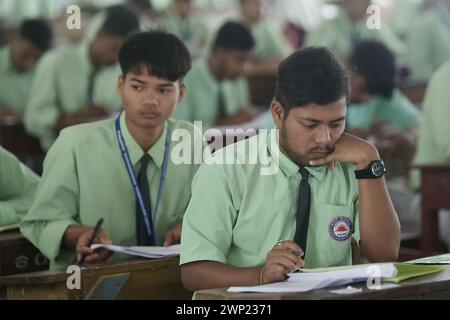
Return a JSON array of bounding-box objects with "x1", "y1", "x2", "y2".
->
[{"x1": 329, "y1": 216, "x2": 353, "y2": 241}]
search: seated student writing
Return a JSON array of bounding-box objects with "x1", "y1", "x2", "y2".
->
[
  {"x1": 0, "y1": 146, "x2": 40, "y2": 227},
  {"x1": 180, "y1": 47, "x2": 400, "y2": 290},
  {"x1": 24, "y1": 5, "x2": 139, "y2": 151},
  {"x1": 21, "y1": 31, "x2": 205, "y2": 270},
  {"x1": 0, "y1": 19, "x2": 53, "y2": 121},
  {"x1": 172, "y1": 22, "x2": 257, "y2": 130},
  {"x1": 347, "y1": 41, "x2": 421, "y2": 174},
  {"x1": 239, "y1": 0, "x2": 293, "y2": 76}
]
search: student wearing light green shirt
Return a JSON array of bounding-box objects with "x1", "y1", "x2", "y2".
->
[
  {"x1": 305, "y1": 0, "x2": 405, "y2": 61},
  {"x1": 408, "y1": 0, "x2": 450, "y2": 81},
  {"x1": 0, "y1": 147, "x2": 39, "y2": 227},
  {"x1": 173, "y1": 22, "x2": 256, "y2": 130},
  {"x1": 159, "y1": 0, "x2": 209, "y2": 58},
  {"x1": 0, "y1": 19, "x2": 53, "y2": 120},
  {"x1": 347, "y1": 41, "x2": 421, "y2": 157},
  {"x1": 411, "y1": 59, "x2": 450, "y2": 188},
  {"x1": 21, "y1": 31, "x2": 204, "y2": 269},
  {"x1": 24, "y1": 5, "x2": 139, "y2": 151},
  {"x1": 180, "y1": 47, "x2": 400, "y2": 291},
  {"x1": 239, "y1": 0, "x2": 293, "y2": 74}
]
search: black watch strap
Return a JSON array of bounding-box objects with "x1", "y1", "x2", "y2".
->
[{"x1": 354, "y1": 160, "x2": 386, "y2": 179}]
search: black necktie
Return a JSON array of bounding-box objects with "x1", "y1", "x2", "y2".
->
[
  {"x1": 136, "y1": 154, "x2": 155, "y2": 245},
  {"x1": 293, "y1": 167, "x2": 311, "y2": 254},
  {"x1": 217, "y1": 86, "x2": 227, "y2": 120},
  {"x1": 86, "y1": 69, "x2": 98, "y2": 105}
]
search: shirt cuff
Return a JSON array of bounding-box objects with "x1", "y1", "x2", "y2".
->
[{"x1": 37, "y1": 219, "x2": 78, "y2": 260}]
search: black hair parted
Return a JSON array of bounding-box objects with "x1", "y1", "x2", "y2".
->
[
  {"x1": 350, "y1": 40, "x2": 396, "y2": 99},
  {"x1": 100, "y1": 5, "x2": 140, "y2": 37},
  {"x1": 212, "y1": 21, "x2": 255, "y2": 52},
  {"x1": 19, "y1": 19, "x2": 53, "y2": 51},
  {"x1": 275, "y1": 47, "x2": 350, "y2": 114},
  {"x1": 118, "y1": 30, "x2": 192, "y2": 82}
]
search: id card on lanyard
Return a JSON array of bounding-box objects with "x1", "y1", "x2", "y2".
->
[{"x1": 115, "y1": 113, "x2": 170, "y2": 243}]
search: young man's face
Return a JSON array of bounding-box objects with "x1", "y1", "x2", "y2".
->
[
  {"x1": 10, "y1": 37, "x2": 44, "y2": 72},
  {"x1": 349, "y1": 73, "x2": 370, "y2": 104},
  {"x1": 272, "y1": 97, "x2": 347, "y2": 166},
  {"x1": 174, "y1": 0, "x2": 192, "y2": 19},
  {"x1": 118, "y1": 66, "x2": 185, "y2": 130},
  {"x1": 216, "y1": 48, "x2": 252, "y2": 80},
  {"x1": 341, "y1": 0, "x2": 371, "y2": 21},
  {"x1": 92, "y1": 33, "x2": 127, "y2": 66},
  {"x1": 241, "y1": 0, "x2": 263, "y2": 23}
]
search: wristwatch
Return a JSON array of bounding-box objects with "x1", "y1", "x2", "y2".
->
[{"x1": 354, "y1": 160, "x2": 386, "y2": 179}]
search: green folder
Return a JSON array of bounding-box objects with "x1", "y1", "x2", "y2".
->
[
  {"x1": 384, "y1": 263, "x2": 445, "y2": 283},
  {"x1": 297, "y1": 262, "x2": 444, "y2": 283}
]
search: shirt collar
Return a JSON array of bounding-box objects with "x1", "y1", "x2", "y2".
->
[
  {"x1": 119, "y1": 112, "x2": 167, "y2": 168},
  {"x1": 266, "y1": 130, "x2": 327, "y2": 181}
]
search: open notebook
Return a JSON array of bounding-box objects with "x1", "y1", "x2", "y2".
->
[
  {"x1": 228, "y1": 263, "x2": 445, "y2": 293},
  {"x1": 90, "y1": 244, "x2": 180, "y2": 259}
]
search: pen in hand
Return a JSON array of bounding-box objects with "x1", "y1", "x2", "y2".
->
[{"x1": 78, "y1": 218, "x2": 104, "y2": 267}]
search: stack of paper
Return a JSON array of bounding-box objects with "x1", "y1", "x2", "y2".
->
[
  {"x1": 90, "y1": 244, "x2": 180, "y2": 259},
  {"x1": 228, "y1": 263, "x2": 444, "y2": 293}
]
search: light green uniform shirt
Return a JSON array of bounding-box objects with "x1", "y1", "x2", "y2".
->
[
  {"x1": 181, "y1": 131, "x2": 360, "y2": 269},
  {"x1": 0, "y1": 0, "x2": 60, "y2": 27},
  {"x1": 159, "y1": 12, "x2": 209, "y2": 58},
  {"x1": 250, "y1": 20, "x2": 293, "y2": 61},
  {"x1": 305, "y1": 11, "x2": 406, "y2": 61},
  {"x1": 0, "y1": 47, "x2": 35, "y2": 115},
  {"x1": 411, "y1": 60, "x2": 450, "y2": 188},
  {"x1": 24, "y1": 42, "x2": 122, "y2": 151},
  {"x1": 408, "y1": 7, "x2": 450, "y2": 81},
  {"x1": 172, "y1": 58, "x2": 251, "y2": 130},
  {"x1": 0, "y1": 146, "x2": 39, "y2": 226},
  {"x1": 347, "y1": 89, "x2": 421, "y2": 131},
  {"x1": 387, "y1": 0, "x2": 421, "y2": 40},
  {"x1": 20, "y1": 113, "x2": 204, "y2": 269}
]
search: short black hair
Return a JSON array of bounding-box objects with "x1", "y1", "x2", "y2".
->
[
  {"x1": 350, "y1": 40, "x2": 396, "y2": 98},
  {"x1": 118, "y1": 30, "x2": 192, "y2": 82},
  {"x1": 19, "y1": 19, "x2": 53, "y2": 51},
  {"x1": 212, "y1": 21, "x2": 255, "y2": 52},
  {"x1": 275, "y1": 47, "x2": 349, "y2": 115},
  {"x1": 100, "y1": 5, "x2": 140, "y2": 37}
]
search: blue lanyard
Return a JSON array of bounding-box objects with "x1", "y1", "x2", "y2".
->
[{"x1": 115, "y1": 114, "x2": 170, "y2": 241}]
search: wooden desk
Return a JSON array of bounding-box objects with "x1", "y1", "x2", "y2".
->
[
  {"x1": 0, "y1": 119, "x2": 43, "y2": 159},
  {"x1": 0, "y1": 258, "x2": 191, "y2": 300},
  {"x1": 0, "y1": 231, "x2": 49, "y2": 276},
  {"x1": 399, "y1": 165, "x2": 450, "y2": 260},
  {"x1": 195, "y1": 266, "x2": 450, "y2": 300},
  {"x1": 419, "y1": 165, "x2": 450, "y2": 256}
]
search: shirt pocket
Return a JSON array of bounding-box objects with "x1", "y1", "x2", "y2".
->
[{"x1": 313, "y1": 204, "x2": 355, "y2": 267}]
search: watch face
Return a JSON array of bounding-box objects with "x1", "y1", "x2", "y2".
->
[{"x1": 371, "y1": 161, "x2": 385, "y2": 177}]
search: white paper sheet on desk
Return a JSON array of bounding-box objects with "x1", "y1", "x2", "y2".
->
[
  {"x1": 227, "y1": 263, "x2": 397, "y2": 293},
  {"x1": 90, "y1": 244, "x2": 180, "y2": 259},
  {"x1": 287, "y1": 263, "x2": 397, "y2": 282}
]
